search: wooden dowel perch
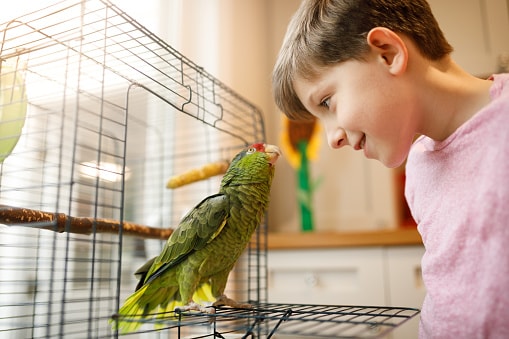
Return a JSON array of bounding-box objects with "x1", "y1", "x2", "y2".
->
[{"x1": 0, "y1": 204, "x2": 173, "y2": 240}]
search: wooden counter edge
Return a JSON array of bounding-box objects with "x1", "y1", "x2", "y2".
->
[{"x1": 267, "y1": 228, "x2": 422, "y2": 250}]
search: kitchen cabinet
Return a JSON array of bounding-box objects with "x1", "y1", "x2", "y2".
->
[
  {"x1": 427, "y1": 0, "x2": 509, "y2": 76},
  {"x1": 268, "y1": 248, "x2": 386, "y2": 306},
  {"x1": 384, "y1": 246, "x2": 427, "y2": 339},
  {"x1": 268, "y1": 245, "x2": 425, "y2": 338}
]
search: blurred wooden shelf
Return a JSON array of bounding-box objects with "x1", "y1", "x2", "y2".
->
[{"x1": 267, "y1": 227, "x2": 422, "y2": 250}]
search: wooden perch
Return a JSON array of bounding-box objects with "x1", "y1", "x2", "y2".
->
[
  {"x1": 0, "y1": 204, "x2": 173, "y2": 240},
  {"x1": 166, "y1": 160, "x2": 230, "y2": 189}
]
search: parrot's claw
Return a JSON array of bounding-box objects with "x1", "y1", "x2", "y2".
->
[
  {"x1": 175, "y1": 302, "x2": 215, "y2": 315},
  {"x1": 212, "y1": 295, "x2": 253, "y2": 309}
]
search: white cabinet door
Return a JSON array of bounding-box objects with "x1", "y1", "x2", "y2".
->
[
  {"x1": 268, "y1": 248, "x2": 386, "y2": 306},
  {"x1": 384, "y1": 246, "x2": 426, "y2": 339}
]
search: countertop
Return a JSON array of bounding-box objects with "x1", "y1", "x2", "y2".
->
[{"x1": 267, "y1": 227, "x2": 422, "y2": 250}]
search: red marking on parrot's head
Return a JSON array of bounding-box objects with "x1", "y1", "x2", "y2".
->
[{"x1": 250, "y1": 143, "x2": 266, "y2": 152}]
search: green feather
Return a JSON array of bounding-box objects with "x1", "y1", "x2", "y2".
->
[{"x1": 111, "y1": 144, "x2": 278, "y2": 333}]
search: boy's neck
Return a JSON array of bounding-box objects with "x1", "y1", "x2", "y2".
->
[{"x1": 417, "y1": 58, "x2": 493, "y2": 141}]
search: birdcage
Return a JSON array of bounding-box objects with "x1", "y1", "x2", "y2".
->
[{"x1": 0, "y1": 1, "x2": 419, "y2": 338}]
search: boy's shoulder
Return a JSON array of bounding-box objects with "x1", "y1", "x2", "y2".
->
[{"x1": 490, "y1": 73, "x2": 509, "y2": 99}]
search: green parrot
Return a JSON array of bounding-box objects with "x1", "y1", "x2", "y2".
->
[{"x1": 112, "y1": 143, "x2": 281, "y2": 333}]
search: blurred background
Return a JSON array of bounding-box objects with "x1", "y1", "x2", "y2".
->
[{"x1": 3, "y1": 0, "x2": 508, "y2": 234}]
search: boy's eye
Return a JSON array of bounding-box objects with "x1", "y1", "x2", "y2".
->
[{"x1": 320, "y1": 98, "x2": 330, "y2": 109}]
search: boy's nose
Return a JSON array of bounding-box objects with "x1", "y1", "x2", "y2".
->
[
  {"x1": 323, "y1": 123, "x2": 348, "y2": 149},
  {"x1": 326, "y1": 128, "x2": 348, "y2": 149}
]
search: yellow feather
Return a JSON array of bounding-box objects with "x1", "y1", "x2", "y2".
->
[
  {"x1": 193, "y1": 282, "x2": 215, "y2": 304},
  {"x1": 110, "y1": 284, "x2": 150, "y2": 334},
  {"x1": 111, "y1": 282, "x2": 216, "y2": 333}
]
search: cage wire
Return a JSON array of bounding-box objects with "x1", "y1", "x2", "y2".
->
[{"x1": 0, "y1": 0, "x2": 419, "y2": 338}]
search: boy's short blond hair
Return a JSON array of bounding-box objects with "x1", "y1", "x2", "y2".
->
[{"x1": 272, "y1": 0, "x2": 453, "y2": 120}]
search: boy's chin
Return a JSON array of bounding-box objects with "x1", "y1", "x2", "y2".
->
[{"x1": 379, "y1": 154, "x2": 407, "y2": 169}]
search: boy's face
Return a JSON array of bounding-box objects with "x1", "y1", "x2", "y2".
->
[{"x1": 293, "y1": 58, "x2": 417, "y2": 168}]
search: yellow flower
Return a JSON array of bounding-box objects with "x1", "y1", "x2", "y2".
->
[{"x1": 280, "y1": 116, "x2": 321, "y2": 168}]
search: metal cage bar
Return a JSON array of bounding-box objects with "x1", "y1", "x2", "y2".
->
[{"x1": 0, "y1": 0, "x2": 267, "y2": 338}]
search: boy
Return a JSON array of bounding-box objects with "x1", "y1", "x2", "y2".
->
[{"x1": 272, "y1": 0, "x2": 509, "y2": 338}]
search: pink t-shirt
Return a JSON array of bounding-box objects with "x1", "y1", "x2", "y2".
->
[{"x1": 405, "y1": 73, "x2": 509, "y2": 339}]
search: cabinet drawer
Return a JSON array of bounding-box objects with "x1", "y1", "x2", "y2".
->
[{"x1": 268, "y1": 248, "x2": 385, "y2": 305}]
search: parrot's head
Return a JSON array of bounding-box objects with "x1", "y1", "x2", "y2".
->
[
  {"x1": 238, "y1": 143, "x2": 281, "y2": 166},
  {"x1": 221, "y1": 143, "x2": 281, "y2": 187},
  {"x1": 249, "y1": 143, "x2": 281, "y2": 166}
]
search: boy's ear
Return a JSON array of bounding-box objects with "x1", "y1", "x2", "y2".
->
[{"x1": 367, "y1": 27, "x2": 408, "y2": 75}]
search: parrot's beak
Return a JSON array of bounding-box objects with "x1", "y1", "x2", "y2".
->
[{"x1": 265, "y1": 144, "x2": 281, "y2": 165}]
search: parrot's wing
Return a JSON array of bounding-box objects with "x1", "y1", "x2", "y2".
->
[{"x1": 142, "y1": 193, "x2": 229, "y2": 286}]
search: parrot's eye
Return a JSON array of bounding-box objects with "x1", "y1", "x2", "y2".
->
[{"x1": 247, "y1": 147, "x2": 256, "y2": 154}]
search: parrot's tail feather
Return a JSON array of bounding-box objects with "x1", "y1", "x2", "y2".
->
[
  {"x1": 112, "y1": 284, "x2": 179, "y2": 333},
  {"x1": 111, "y1": 282, "x2": 216, "y2": 333},
  {"x1": 111, "y1": 284, "x2": 150, "y2": 334},
  {"x1": 151, "y1": 283, "x2": 214, "y2": 329},
  {"x1": 154, "y1": 300, "x2": 183, "y2": 330}
]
